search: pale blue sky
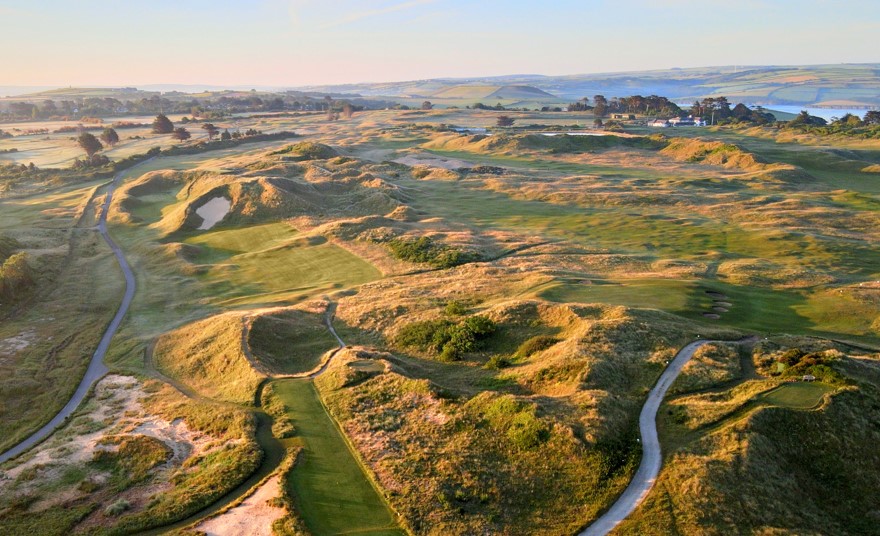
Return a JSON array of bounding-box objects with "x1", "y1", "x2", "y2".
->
[{"x1": 0, "y1": 0, "x2": 876, "y2": 86}]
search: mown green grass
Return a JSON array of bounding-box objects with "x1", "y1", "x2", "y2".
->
[
  {"x1": 184, "y1": 223, "x2": 381, "y2": 306},
  {"x1": 542, "y1": 277, "x2": 878, "y2": 342},
  {"x1": 759, "y1": 382, "x2": 833, "y2": 409},
  {"x1": 273, "y1": 379, "x2": 404, "y2": 536},
  {"x1": 539, "y1": 279, "x2": 696, "y2": 312}
]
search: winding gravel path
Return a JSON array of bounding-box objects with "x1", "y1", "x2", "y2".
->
[
  {"x1": 0, "y1": 166, "x2": 140, "y2": 463},
  {"x1": 579, "y1": 339, "x2": 714, "y2": 536}
]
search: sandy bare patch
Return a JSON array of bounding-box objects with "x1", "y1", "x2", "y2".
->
[
  {"x1": 393, "y1": 152, "x2": 474, "y2": 169},
  {"x1": 196, "y1": 196, "x2": 232, "y2": 230},
  {"x1": 1, "y1": 375, "x2": 214, "y2": 499},
  {"x1": 196, "y1": 475, "x2": 285, "y2": 536},
  {"x1": 0, "y1": 328, "x2": 37, "y2": 358}
]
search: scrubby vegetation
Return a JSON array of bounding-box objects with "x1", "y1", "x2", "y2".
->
[
  {"x1": 395, "y1": 314, "x2": 496, "y2": 361},
  {"x1": 271, "y1": 141, "x2": 337, "y2": 160},
  {"x1": 0, "y1": 252, "x2": 34, "y2": 304},
  {"x1": 755, "y1": 345, "x2": 848, "y2": 384},
  {"x1": 387, "y1": 235, "x2": 480, "y2": 269}
]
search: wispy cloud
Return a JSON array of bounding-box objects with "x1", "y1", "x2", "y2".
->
[{"x1": 320, "y1": 0, "x2": 439, "y2": 29}]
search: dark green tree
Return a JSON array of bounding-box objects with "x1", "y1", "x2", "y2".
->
[
  {"x1": 202, "y1": 123, "x2": 219, "y2": 139},
  {"x1": 171, "y1": 127, "x2": 191, "y2": 141},
  {"x1": 100, "y1": 127, "x2": 119, "y2": 146},
  {"x1": 593, "y1": 95, "x2": 608, "y2": 117},
  {"x1": 496, "y1": 115, "x2": 515, "y2": 127},
  {"x1": 152, "y1": 113, "x2": 174, "y2": 134},
  {"x1": 220, "y1": 129, "x2": 232, "y2": 141},
  {"x1": 77, "y1": 132, "x2": 103, "y2": 157},
  {"x1": 864, "y1": 110, "x2": 880, "y2": 125}
]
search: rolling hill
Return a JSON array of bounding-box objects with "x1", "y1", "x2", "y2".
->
[{"x1": 297, "y1": 64, "x2": 880, "y2": 108}]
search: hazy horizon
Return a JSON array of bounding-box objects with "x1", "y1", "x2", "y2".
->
[{"x1": 1, "y1": 0, "x2": 877, "y2": 87}]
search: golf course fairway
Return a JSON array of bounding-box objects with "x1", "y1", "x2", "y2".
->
[{"x1": 274, "y1": 379, "x2": 405, "y2": 536}]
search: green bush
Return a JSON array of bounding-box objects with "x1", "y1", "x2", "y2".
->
[
  {"x1": 396, "y1": 315, "x2": 497, "y2": 361},
  {"x1": 481, "y1": 395, "x2": 549, "y2": 450},
  {"x1": 444, "y1": 300, "x2": 468, "y2": 316},
  {"x1": 515, "y1": 335, "x2": 560, "y2": 358},
  {"x1": 0, "y1": 252, "x2": 34, "y2": 302},
  {"x1": 387, "y1": 236, "x2": 479, "y2": 269},
  {"x1": 484, "y1": 355, "x2": 512, "y2": 370}
]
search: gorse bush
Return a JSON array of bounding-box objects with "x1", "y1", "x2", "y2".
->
[
  {"x1": 0, "y1": 252, "x2": 34, "y2": 303},
  {"x1": 387, "y1": 236, "x2": 480, "y2": 269},
  {"x1": 91, "y1": 435, "x2": 171, "y2": 491},
  {"x1": 396, "y1": 315, "x2": 497, "y2": 361},
  {"x1": 482, "y1": 395, "x2": 549, "y2": 451}
]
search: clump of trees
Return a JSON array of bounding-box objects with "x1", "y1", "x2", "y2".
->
[
  {"x1": 396, "y1": 315, "x2": 497, "y2": 361},
  {"x1": 779, "y1": 110, "x2": 880, "y2": 138},
  {"x1": 496, "y1": 115, "x2": 515, "y2": 127},
  {"x1": 202, "y1": 123, "x2": 219, "y2": 140},
  {"x1": 568, "y1": 94, "x2": 683, "y2": 117},
  {"x1": 73, "y1": 132, "x2": 110, "y2": 167}
]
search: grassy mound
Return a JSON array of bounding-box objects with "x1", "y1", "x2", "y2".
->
[
  {"x1": 273, "y1": 142, "x2": 339, "y2": 161},
  {"x1": 153, "y1": 313, "x2": 264, "y2": 404},
  {"x1": 625, "y1": 344, "x2": 879, "y2": 535},
  {"x1": 246, "y1": 308, "x2": 338, "y2": 374},
  {"x1": 423, "y1": 132, "x2": 666, "y2": 156},
  {"x1": 660, "y1": 138, "x2": 770, "y2": 171}
]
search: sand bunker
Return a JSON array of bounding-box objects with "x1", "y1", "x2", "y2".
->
[
  {"x1": 393, "y1": 153, "x2": 474, "y2": 170},
  {"x1": 196, "y1": 475, "x2": 284, "y2": 536},
  {"x1": 196, "y1": 197, "x2": 231, "y2": 230}
]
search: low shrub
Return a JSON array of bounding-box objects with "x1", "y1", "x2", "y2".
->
[
  {"x1": 387, "y1": 236, "x2": 480, "y2": 269},
  {"x1": 397, "y1": 315, "x2": 497, "y2": 361}
]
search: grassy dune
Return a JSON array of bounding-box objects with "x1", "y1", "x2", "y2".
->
[
  {"x1": 623, "y1": 360, "x2": 880, "y2": 535},
  {"x1": 247, "y1": 308, "x2": 337, "y2": 374},
  {"x1": 153, "y1": 313, "x2": 264, "y2": 404}
]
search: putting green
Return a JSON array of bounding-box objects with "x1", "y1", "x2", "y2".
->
[
  {"x1": 274, "y1": 379, "x2": 404, "y2": 536},
  {"x1": 184, "y1": 223, "x2": 382, "y2": 306},
  {"x1": 759, "y1": 382, "x2": 833, "y2": 409}
]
